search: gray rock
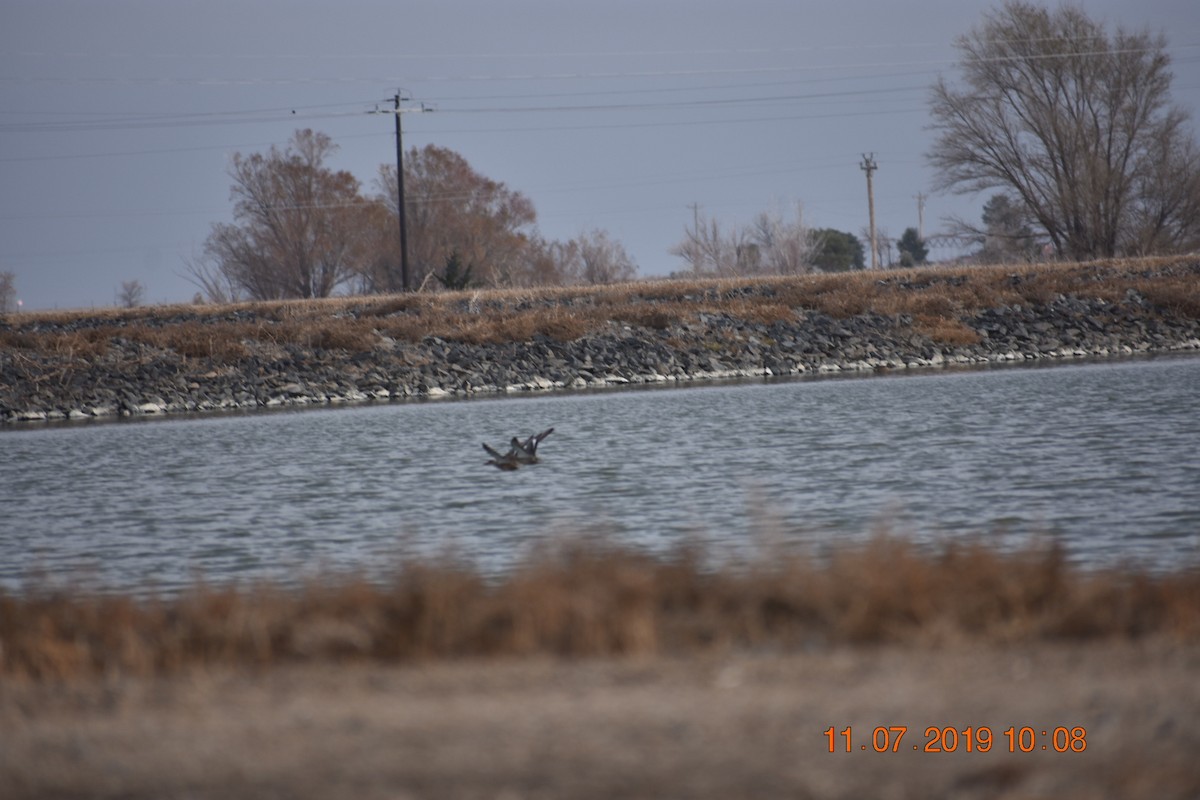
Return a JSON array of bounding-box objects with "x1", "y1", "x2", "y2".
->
[{"x1": 5, "y1": 269, "x2": 1200, "y2": 424}]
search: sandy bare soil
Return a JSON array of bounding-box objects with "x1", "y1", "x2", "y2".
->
[{"x1": 2, "y1": 641, "x2": 1198, "y2": 800}]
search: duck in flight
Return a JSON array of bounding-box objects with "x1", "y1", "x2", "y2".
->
[{"x1": 483, "y1": 427, "x2": 554, "y2": 470}]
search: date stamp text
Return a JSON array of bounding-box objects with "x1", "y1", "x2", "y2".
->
[{"x1": 824, "y1": 725, "x2": 1087, "y2": 753}]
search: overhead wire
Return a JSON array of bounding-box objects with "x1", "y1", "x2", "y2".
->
[
  {"x1": 0, "y1": 78, "x2": 931, "y2": 139},
  {"x1": 2, "y1": 35, "x2": 1195, "y2": 135},
  {"x1": 10, "y1": 29, "x2": 1200, "y2": 65},
  {"x1": 4, "y1": 37, "x2": 1196, "y2": 89},
  {"x1": 2, "y1": 35, "x2": 1198, "y2": 229}
]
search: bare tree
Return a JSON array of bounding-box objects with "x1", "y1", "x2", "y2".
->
[
  {"x1": 117, "y1": 280, "x2": 145, "y2": 308},
  {"x1": 1125, "y1": 124, "x2": 1200, "y2": 255},
  {"x1": 861, "y1": 226, "x2": 896, "y2": 269},
  {"x1": 948, "y1": 193, "x2": 1045, "y2": 264},
  {"x1": 750, "y1": 203, "x2": 818, "y2": 275},
  {"x1": 184, "y1": 248, "x2": 243, "y2": 304},
  {"x1": 673, "y1": 203, "x2": 817, "y2": 276},
  {"x1": 372, "y1": 145, "x2": 537, "y2": 289},
  {"x1": 671, "y1": 208, "x2": 738, "y2": 275},
  {"x1": 521, "y1": 236, "x2": 583, "y2": 288},
  {"x1": 928, "y1": 1, "x2": 1200, "y2": 260},
  {"x1": 0, "y1": 271, "x2": 15, "y2": 314},
  {"x1": 189, "y1": 130, "x2": 369, "y2": 301},
  {"x1": 575, "y1": 228, "x2": 638, "y2": 284},
  {"x1": 192, "y1": 134, "x2": 631, "y2": 298},
  {"x1": 348, "y1": 198, "x2": 403, "y2": 294}
]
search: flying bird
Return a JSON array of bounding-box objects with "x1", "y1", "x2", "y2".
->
[
  {"x1": 483, "y1": 428, "x2": 554, "y2": 470},
  {"x1": 511, "y1": 427, "x2": 554, "y2": 464},
  {"x1": 483, "y1": 442, "x2": 521, "y2": 470}
]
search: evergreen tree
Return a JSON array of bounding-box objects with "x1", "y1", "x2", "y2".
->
[
  {"x1": 811, "y1": 229, "x2": 865, "y2": 272},
  {"x1": 897, "y1": 228, "x2": 928, "y2": 267}
]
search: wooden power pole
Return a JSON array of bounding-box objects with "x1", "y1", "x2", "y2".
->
[
  {"x1": 860, "y1": 153, "x2": 879, "y2": 270},
  {"x1": 375, "y1": 92, "x2": 431, "y2": 292}
]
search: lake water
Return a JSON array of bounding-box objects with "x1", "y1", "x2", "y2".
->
[{"x1": 2, "y1": 355, "x2": 1198, "y2": 593}]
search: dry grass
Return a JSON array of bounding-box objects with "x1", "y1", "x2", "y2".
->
[
  {"x1": 911, "y1": 314, "x2": 983, "y2": 345},
  {"x1": 1135, "y1": 273, "x2": 1200, "y2": 317},
  {"x1": 3, "y1": 536, "x2": 1197, "y2": 682},
  {"x1": 778, "y1": 257, "x2": 1200, "y2": 323},
  {"x1": 2, "y1": 257, "x2": 1197, "y2": 361}
]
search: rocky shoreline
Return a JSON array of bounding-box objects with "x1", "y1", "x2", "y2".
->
[{"x1": 3, "y1": 272, "x2": 1200, "y2": 424}]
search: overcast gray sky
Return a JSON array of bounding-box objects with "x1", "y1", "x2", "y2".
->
[{"x1": 3, "y1": 0, "x2": 1199, "y2": 310}]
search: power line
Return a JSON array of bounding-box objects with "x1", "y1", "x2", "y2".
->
[
  {"x1": 5, "y1": 40, "x2": 1195, "y2": 88},
  {"x1": 433, "y1": 67, "x2": 944, "y2": 103},
  {"x1": 0, "y1": 78, "x2": 929, "y2": 134},
  {"x1": 417, "y1": 106, "x2": 925, "y2": 136},
  {"x1": 0, "y1": 151, "x2": 873, "y2": 224},
  {"x1": 0, "y1": 108, "x2": 366, "y2": 134},
  {"x1": 0, "y1": 96, "x2": 927, "y2": 145},
  {"x1": 0, "y1": 79, "x2": 928, "y2": 137},
  {"x1": 4, "y1": 36, "x2": 1195, "y2": 137},
  {"x1": 440, "y1": 84, "x2": 928, "y2": 115},
  {"x1": 11, "y1": 32, "x2": 1199, "y2": 66}
]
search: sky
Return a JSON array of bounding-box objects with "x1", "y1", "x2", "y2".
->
[{"x1": 2, "y1": 0, "x2": 1199, "y2": 311}]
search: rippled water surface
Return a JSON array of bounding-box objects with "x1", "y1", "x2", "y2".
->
[{"x1": 2, "y1": 356, "x2": 1198, "y2": 591}]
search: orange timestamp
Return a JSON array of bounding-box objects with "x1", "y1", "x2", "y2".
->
[{"x1": 824, "y1": 725, "x2": 1087, "y2": 753}]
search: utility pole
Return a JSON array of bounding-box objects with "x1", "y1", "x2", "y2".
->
[
  {"x1": 914, "y1": 192, "x2": 927, "y2": 240},
  {"x1": 374, "y1": 92, "x2": 431, "y2": 292},
  {"x1": 860, "y1": 153, "x2": 879, "y2": 270}
]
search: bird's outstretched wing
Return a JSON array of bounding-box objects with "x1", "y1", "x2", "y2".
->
[
  {"x1": 514, "y1": 428, "x2": 554, "y2": 457},
  {"x1": 532, "y1": 427, "x2": 554, "y2": 448},
  {"x1": 483, "y1": 441, "x2": 521, "y2": 470},
  {"x1": 485, "y1": 428, "x2": 553, "y2": 469}
]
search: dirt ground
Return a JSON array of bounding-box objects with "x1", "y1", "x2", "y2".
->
[{"x1": 2, "y1": 641, "x2": 1198, "y2": 800}]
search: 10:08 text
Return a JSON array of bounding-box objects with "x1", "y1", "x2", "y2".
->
[{"x1": 824, "y1": 725, "x2": 1087, "y2": 753}]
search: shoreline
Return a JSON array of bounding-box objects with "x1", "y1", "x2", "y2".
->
[
  {"x1": 4, "y1": 259, "x2": 1199, "y2": 425},
  {"x1": 5, "y1": 349, "x2": 1199, "y2": 432}
]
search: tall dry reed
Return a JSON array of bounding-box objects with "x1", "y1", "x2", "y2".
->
[{"x1": 2, "y1": 536, "x2": 1197, "y2": 682}]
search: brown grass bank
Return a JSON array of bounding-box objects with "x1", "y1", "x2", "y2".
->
[
  {"x1": 3, "y1": 538, "x2": 1200, "y2": 799},
  {"x1": 4, "y1": 256, "x2": 1199, "y2": 423},
  {"x1": 3, "y1": 256, "x2": 1199, "y2": 357},
  {"x1": 4, "y1": 536, "x2": 1198, "y2": 682}
]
